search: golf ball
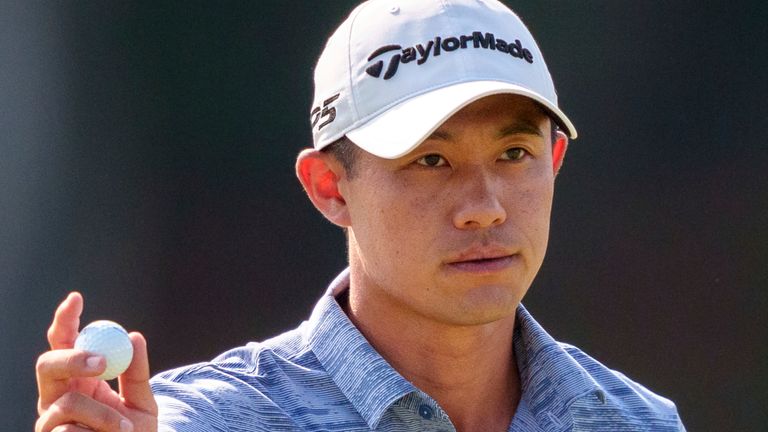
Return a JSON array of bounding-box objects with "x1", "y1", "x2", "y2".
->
[{"x1": 74, "y1": 320, "x2": 133, "y2": 380}]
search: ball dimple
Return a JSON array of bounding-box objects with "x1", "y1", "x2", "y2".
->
[{"x1": 74, "y1": 320, "x2": 134, "y2": 380}]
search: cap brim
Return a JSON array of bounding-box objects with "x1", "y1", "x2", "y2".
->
[{"x1": 346, "y1": 80, "x2": 577, "y2": 159}]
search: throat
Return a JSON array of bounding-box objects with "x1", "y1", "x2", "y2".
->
[
  {"x1": 412, "y1": 350, "x2": 520, "y2": 432},
  {"x1": 341, "y1": 285, "x2": 521, "y2": 431}
]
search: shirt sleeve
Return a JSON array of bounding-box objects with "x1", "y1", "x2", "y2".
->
[
  {"x1": 151, "y1": 377, "x2": 232, "y2": 432},
  {"x1": 149, "y1": 362, "x2": 307, "y2": 432}
]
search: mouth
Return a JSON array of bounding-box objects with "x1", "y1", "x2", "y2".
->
[{"x1": 445, "y1": 246, "x2": 519, "y2": 274}]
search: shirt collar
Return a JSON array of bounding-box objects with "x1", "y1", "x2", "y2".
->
[
  {"x1": 303, "y1": 268, "x2": 416, "y2": 430},
  {"x1": 304, "y1": 268, "x2": 600, "y2": 429},
  {"x1": 514, "y1": 304, "x2": 602, "y2": 424}
]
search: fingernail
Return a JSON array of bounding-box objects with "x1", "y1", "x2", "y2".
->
[
  {"x1": 85, "y1": 355, "x2": 103, "y2": 370},
  {"x1": 120, "y1": 418, "x2": 134, "y2": 432}
]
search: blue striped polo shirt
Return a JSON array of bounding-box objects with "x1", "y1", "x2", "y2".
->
[{"x1": 151, "y1": 269, "x2": 685, "y2": 431}]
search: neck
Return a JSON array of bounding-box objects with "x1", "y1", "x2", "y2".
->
[{"x1": 344, "y1": 264, "x2": 521, "y2": 432}]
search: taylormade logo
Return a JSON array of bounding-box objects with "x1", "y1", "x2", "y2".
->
[{"x1": 365, "y1": 31, "x2": 534, "y2": 80}]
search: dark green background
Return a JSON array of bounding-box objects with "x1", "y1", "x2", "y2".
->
[{"x1": 2, "y1": 1, "x2": 766, "y2": 430}]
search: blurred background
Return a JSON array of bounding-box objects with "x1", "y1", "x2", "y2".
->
[{"x1": 2, "y1": 1, "x2": 766, "y2": 430}]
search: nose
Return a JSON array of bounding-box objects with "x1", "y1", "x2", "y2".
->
[{"x1": 452, "y1": 169, "x2": 507, "y2": 229}]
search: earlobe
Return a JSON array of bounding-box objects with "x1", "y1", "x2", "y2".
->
[
  {"x1": 552, "y1": 131, "x2": 569, "y2": 176},
  {"x1": 295, "y1": 149, "x2": 351, "y2": 227}
]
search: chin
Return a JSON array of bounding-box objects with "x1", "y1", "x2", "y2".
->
[
  {"x1": 450, "y1": 284, "x2": 523, "y2": 324},
  {"x1": 444, "y1": 306, "x2": 518, "y2": 327}
]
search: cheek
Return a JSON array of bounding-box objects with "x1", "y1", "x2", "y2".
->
[
  {"x1": 351, "y1": 175, "x2": 442, "y2": 265},
  {"x1": 517, "y1": 174, "x2": 554, "y2": 217},
  {"x1": 512, "y1": 172, "x2": 554, "y2": 252}
]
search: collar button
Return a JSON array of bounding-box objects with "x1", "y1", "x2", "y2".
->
[{"x1": 418, "y1": 404, "x2": 434, "y2": 420}]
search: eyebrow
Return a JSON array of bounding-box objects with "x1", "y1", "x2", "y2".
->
[
  {"x1": 426, "y1": 120, "x2": 544, "y2": 141},
  {"x1": 497, "y1": 121, "x2": 543, "y2": 139}
]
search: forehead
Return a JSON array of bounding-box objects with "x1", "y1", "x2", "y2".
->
[
  {"x1": 425, "y1": 94, "x2": 550, "y2": 142},
  {"x1": 439, "y1": 94, "x2": 546, "y2": 126}
]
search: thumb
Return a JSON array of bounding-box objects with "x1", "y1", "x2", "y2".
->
[{"x1": 118, "y1": 332, "x2": 158, "y2": 416}]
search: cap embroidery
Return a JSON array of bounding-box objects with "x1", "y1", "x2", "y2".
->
[
  {"x1": 365, "y1": 31, "x2": 534, "y2": 80},
  {"x1": 311, "y1": 93, "x2": 341, "y2": 131}
]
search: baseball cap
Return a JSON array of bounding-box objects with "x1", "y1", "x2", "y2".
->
[{"x1": 310, "y1": 0, "x2": 577, "y2": 159}]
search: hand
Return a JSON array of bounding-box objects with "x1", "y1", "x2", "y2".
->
[{"x1": 35, "y1": 292, "x2": 158, "y2": 432}]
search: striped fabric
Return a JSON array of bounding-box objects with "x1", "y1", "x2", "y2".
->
[{"x1": 151, "y1": 269, "x2": 685, "y2": 431}]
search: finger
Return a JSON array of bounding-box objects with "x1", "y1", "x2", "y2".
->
[
  {"x1": 48, "y1": 292, "x2": 84, "y2": 350},
  {"x1": 92, "y1": 379, "x2": 123, "y2": 410},
  {"x1": 118, "y1": 333, "x2": 157, "y2": 416},
  {"x1": 36, "y1": 392, "x2": 133, "y2": 432},
  {"x1": 37, "y1": 350, "x2": 106, "y2": 411}
]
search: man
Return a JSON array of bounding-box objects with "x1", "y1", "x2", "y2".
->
[{"x1": 35, "y1": 1, "x2": 685, "y2": 431}]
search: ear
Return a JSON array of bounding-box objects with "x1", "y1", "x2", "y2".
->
[
  {"x1": 296, "y1": 149, "x2": 351, "y2": 227},
  {"x1": 552, "y1": 130, "x2": 569, "y2": 176}
]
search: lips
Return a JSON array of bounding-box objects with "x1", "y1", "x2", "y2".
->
[{"x1": 446, "y1": 245, "x2": 519, "y2": 274}]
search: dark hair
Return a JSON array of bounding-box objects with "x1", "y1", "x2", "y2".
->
[
  {"x1": 321, "y1": 119, "x2": 558, "y2": 177},
  {"x1": 550, "y1": 121, "x2": 559, "y2": 146},
  {"x1": 322, "y1": 136, "x2": 361, "y2": 179}
]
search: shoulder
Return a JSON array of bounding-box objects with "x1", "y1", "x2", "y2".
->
[
  {"x1": 558, "y1": 342, "x2": 686, "y2": 430},
  {"x1": 152, "y1": 324, "x2": 317, "y2": 390},
  {"x1": 515, "y1": 305, "x2": 685, "y2": 430},
  {"x1": 150, "y1": 327, "x2": 320, "y2": 431}
]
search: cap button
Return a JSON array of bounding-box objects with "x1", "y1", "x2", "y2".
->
[{"x1": 389, "y1": 5, "x2": 400, "y2": 14}]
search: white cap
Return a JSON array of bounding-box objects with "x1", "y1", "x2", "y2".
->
[{"x1": 310, "y1": 0, "x2": 577, "y2": 159}]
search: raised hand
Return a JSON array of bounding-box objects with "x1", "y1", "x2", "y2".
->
[{"x1": 35, "y1": 292, "x2": 158, "y2": 432}]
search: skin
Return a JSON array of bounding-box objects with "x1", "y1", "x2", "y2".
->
[
  {"x1": 297, "y1": 94, "x2": 568, "y2": 431},
  {"x1": 35, "y1": 93, "x2": 567, "y2": 432},
  {"x1": 35, "y1": 292, "x2": 157, "y2": 432}
]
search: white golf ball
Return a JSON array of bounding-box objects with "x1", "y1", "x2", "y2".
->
[{"x1": 74, "y1": 320, "x2": 134, "y2": 380}]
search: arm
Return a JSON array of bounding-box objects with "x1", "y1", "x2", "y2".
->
[{"x1": 35, "y1": 292, "x2": 158, "y2": 432}]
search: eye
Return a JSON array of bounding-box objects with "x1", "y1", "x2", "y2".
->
[
  {"x1": 416, "y1": 154, "x2": 447, "y2": 167},
  {"x1": 500, "y1": 147, "x2": 528, "y2": 161}
]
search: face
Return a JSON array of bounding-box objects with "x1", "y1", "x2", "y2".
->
[{"x1": 338, "y1": 94, "x2": 560, "y2": 326}]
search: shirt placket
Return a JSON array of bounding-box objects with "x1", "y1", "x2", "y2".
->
[{"x1": 387, "y1": 391, "x2": 455, "y2": 432}]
